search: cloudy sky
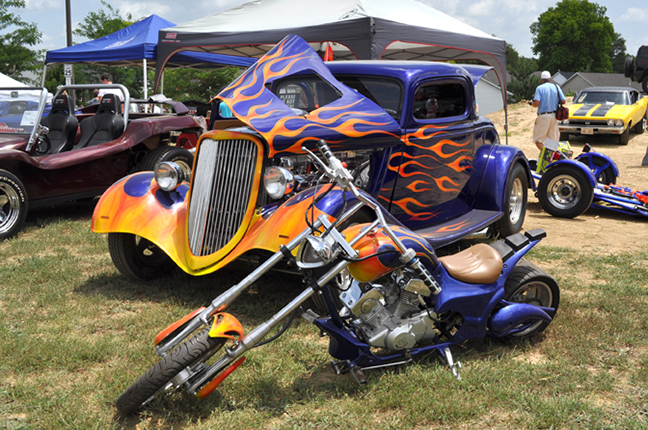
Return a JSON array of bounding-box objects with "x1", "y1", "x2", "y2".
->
[{"x1": 14, "y1": 0, "x2": 648, "y2": 59}]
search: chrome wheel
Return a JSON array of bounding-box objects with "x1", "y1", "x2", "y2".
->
[
  {"x1": 508, "y1": 176, "x2": 524, "y2": 225},
  {"x1": 0, "y1": 183, "x2": 20, "y2": 235},
  {"x1": 545, "y1": 174, "x2": 582, "y2": 210}
]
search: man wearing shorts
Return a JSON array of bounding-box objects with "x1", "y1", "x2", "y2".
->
[{"x1": 532, "y1": 71, "x2": 565, "y2": 151}]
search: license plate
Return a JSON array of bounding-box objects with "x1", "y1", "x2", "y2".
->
[{"x1": 581, "y1": 128, "x2": 593, "y2": 135}]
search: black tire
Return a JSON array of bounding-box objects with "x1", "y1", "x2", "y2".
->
[
  {"x1": 116, "y1": 328, "x2": 226, "y2": 416},
  {"x1": 492, "y1": 163, "x2": 527, "y2": 238},
  {"x1": 624, "y1": 56, "x2": 635, "y2": 78},
  {"x1": 502, "y1": 259, "x2": 560, "y2": 340},
  {"x1": 642, "y1": 76, "x2": 648, "y2": 95},
  {"x1": 619, "y1": 127, "x2": 630, "y2": 145},
  {"x1": 108, "y1": 232, "x2": 175, "y2": 281},
  {"x1": 136, "y1": 145, "x2": 193, "y2": 177},
  {"x1": 578, "y1": 156, "x2": 617, "y2": 185},
  {"x1": 537, "y1": 165, "x2": 594, "y2": 218},
  {"x1": 0, "y1": 170, "x2": 28, "y2": 240},
  {"x1": 634, "y1": 110, "x2": 647, "y2": 134},
  {"x1": 559, "y1": 132, "x2": 569, "y2": 141}
]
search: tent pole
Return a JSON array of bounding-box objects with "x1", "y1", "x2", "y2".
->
[
  {"x1": 41, "y1": 64, "x2": 47, "y2": 87},
  {"x1": 143, "y1": 58, "x2": 148, "y2": 99}
]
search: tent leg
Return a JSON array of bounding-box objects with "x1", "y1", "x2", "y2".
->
[{"x1": 143, "y1": 58, "x2": 148, "y2": 99}]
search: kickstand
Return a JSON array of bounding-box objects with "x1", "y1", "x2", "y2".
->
[{"x1": 438, "y1": 347, "x2": 462, "y2": 380}]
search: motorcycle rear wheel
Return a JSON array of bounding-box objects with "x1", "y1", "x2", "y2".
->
[
  {"x1": 116, "y1": 328, "x2": 226, "y2": 416},
  {"x1": 503, "y1": 259, "x2": 560, "y2": 339}
]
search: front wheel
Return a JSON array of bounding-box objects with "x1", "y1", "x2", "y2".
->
[
  {"x1": 634, "y1": 110, "x2": 647, "y2": 134},
  {"x1": 537, "y1": 165, "x2": 593, "y2": 218},
  {"x1": 619, "y1": 127, "x2": 630, "y2": 145},
  {"x1": 0, "y1": 170, "x2": 28, "y2": 240},
  {"x1": 492, "y1": 163, "x2": 527, "y2": 238},
  {"x1": 136, "y1": 145, "x2": 194, "y2": 177},
  {"x1": 108, "y1": 233, "x2": 175, "y2": 281},
  {"x1": 503, "y1": 259, "x2": 560, "y2": 339},
  {"x1": 559, "y1": 132, "x2": 569, "y2": 141},
  {"x1": 116, "y1": 328, "x2": 226, "y2": 416}
]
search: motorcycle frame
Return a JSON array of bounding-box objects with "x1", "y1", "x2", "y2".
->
[{"x1": 156, "y1": 145, "x2": 552, "y2": 396}]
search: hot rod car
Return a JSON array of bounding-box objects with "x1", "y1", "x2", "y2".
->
[
  {"x1": 0, "y1": 84, "x2": 205, "y2": 240},
  {"x1": 91, "y1": 35, "x2": 532, "y2": 281},
  {"x1": 558, "y1": 86, "x2": 647, "y2": 145}
]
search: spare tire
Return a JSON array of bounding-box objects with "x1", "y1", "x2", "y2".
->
[{"x1": 625, "y1": 56, "x2": 636, "y2": 79}]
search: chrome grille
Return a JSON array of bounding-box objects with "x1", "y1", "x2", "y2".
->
[{"x1": 188, "y1": 138, "x2": 258, "y2": 256}]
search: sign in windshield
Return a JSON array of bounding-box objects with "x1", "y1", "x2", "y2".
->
[{"x1": 0, "y1": 88, "x2": 48, "y2": 134}]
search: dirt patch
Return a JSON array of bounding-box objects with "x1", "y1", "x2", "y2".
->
[{"x1": 487, "y1": 100, "x2": 648, "y2": 254}]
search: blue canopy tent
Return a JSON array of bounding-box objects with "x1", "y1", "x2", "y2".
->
[{"x1": 44, "y1": 14, "x2": 255, "y2": 98}]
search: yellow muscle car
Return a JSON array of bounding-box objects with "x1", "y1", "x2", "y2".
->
[{"x1": 558, "y1": 86, "x2": 648, "y2": 145}]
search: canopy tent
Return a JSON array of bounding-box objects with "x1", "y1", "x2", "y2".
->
[
  {"x1": 0, "y1": 72, "x2": 27, "y2": 87},
  {"x1": 45, "y1": 14, "x2": 255, "y2": 97},
  {"x1": 154, "y1": 0, "x2": 508, "y2": 101}
]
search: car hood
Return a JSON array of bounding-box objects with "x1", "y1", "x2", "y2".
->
[
  {"x1": 0, "y1": 133, "x2": 29, "y2": 151},
  {"x1": 216, "y1": 34, "x2": 401, "y2": 157},
  {"x1": 570, "y1": 103, "x2": 631, "y2": 119}
]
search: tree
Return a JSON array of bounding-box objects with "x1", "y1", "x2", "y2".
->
[
  {"x1": 162, "y1": 68, "x2": 243, "y2": 102},
  {"x1": 508, "y1": 57, "x2": 541, "y2": 103},
  {"x1": 0, "y1": 0, "x2": 42, "y2": 79},
  {"x1": 530, "y1": 0, "x2": 615, "y2": 73},
  {"x1": 74, "y1": 0, "x2": 133, "y2": 40},
  {"x1": 610, "y1": 33, "x2": 628, "y2": 74}
]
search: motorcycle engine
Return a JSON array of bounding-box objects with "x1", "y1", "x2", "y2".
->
[{"x1": 339, "y1": 269, "x2": 438, "y2": 350}]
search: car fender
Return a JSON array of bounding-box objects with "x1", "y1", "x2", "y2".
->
[
  {"x1": 91, "y1": 174, "x2": 399, "y2": 276},
  {"x1": 575, "y1": 152, "x2": 620, "y2": 178},
  {"x1": 472, "y1": 144, "x2": 531, "y2": 211},
  {"x1": 543, "y1": 159, "x2": 598, "y2": 188}
]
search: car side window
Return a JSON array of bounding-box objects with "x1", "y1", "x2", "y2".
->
[{"x1": 413, "y1": 82, "x2": 466, "y2": 120}]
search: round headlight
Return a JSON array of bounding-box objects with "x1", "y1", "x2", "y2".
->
[
  {"x1": 155, "y1": 161, "x2": 185, "y2": 191},
  {"x1": 615, "y1": 119, "x2": 623, "y2": 127},
  {"x1": 263, "y1": 166, "x2": 294, "y2": 200},
  {"x1": 296, "y1": 235, "x2": 333, "y2": 269},
  {"x1": 607, "y1": 119, "x2": 615, "y2": 126},
  {"x1": 562, "y1": 119, "x2": 569, "y2": 125}
]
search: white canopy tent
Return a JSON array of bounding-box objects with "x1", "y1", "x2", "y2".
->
[
  {"x1": 0, "y1": 72, "x2": 28, "y2": 87},
  {"x1": 155, "y1": 0, "x2": 507, "y2": 95}
]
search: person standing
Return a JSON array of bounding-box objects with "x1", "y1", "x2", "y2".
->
[
  {"x1": 532, "y1": 70, "x2": 565, "y2": 151},
  {"x1": 97, "y1": 73, "x2": 124, "y2": 102}
]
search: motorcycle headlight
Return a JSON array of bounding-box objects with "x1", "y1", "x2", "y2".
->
[
  {"x1": 155, "y1": 161, "x2": 185, "y2": 191},
  {"x1": 296, "y1": 235, "x2": 333, "y2": 269},
  {"x1": 607, "y1": 119, "x2": 615, "y2": 126},
  {"x1": 263, "y1": 166, "x2": 294, "y2": 200},
  {"x1": 615, "y1": 119, "x2": 624, "y2": 127}
]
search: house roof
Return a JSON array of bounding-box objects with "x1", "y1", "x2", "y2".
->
[{"x1": 560, "y1": 72, "x2": 642, "y2": 91}]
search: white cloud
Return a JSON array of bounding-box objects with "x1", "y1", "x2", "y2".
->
[
  {"x1": 24, "y1": 0, "x2": 59, "y2": 10},
  {"x1": 619, "y1": 7, "x2": 648, "y2": 23}
]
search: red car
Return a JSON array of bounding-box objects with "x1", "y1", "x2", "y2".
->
[{"x1": 0, "y1": 84, "x2": 205, "y2": 239}]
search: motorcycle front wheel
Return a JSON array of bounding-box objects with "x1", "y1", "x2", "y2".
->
[
  {"x1": 116, "y1": 328, "x2": 226, "y2": 416},
  {"x1": 503, "y1": 259, "x2": 560, "y2": 339}
]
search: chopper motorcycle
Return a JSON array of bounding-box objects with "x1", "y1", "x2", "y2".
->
[{"x1": 116, "y1": 140, "x2": 559, "y2": 415}]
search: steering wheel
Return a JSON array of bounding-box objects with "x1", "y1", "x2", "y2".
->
[{"x1": 34, "y1": 136, "x2": 51, "y2": 155}]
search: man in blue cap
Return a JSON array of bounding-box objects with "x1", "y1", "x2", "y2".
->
[{"x1": 532, "y1": 71, "x2": 565, "y2": 151}]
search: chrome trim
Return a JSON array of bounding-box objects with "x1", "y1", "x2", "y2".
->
[{"x1": 188, "y1": 138, "x2": 258, "y2": 256}]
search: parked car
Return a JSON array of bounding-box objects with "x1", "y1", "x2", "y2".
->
[
  {"x1": 0, "y1": 84, "x2": 205, "y2": 240},
  {"x1": 625, "y1": 45, "x2": 648, "y2": 94},
  {"x1": 558, "y1": 86, "x2": 648, "y2": 145},
  {"x1": 91, "y1": 35, "x2": 532, "y2": 281}
]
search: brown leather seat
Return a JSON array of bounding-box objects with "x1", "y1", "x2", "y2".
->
[{"x1": 438, "y1": 243, "x2": 503, "y2": 284}]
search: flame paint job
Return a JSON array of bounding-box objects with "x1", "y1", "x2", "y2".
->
[
  {"x1": 216, "y1": 35, "x2": 401, "y2": 157},
  {"x1": 343, "y1": 223, "x2": 439, "y2": 283},
  {"x1": 208, "y1": 312, "x2": 244, "y2": 341},
  {"x1": 154, "y1": 307, "x2": 206, "y2": 347}
]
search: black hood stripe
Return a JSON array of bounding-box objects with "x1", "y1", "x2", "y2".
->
[
  {"x1": 573, "y1": 104, "x2": 596, "y2": 116},
  {"x1": 591, "y1": 104, "x2": 614, "y2": 117}
]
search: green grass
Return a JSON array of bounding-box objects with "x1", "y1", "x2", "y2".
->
[{"x1": 1, "y1": 202, "x2": 648, "y2": 429}]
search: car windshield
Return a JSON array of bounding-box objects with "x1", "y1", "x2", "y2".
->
[
  {"x1": 0, "y1": 88, "x2": 48, "y2": 135},
  {"x1": 576, "y1": 91, "x2": 629, "y2": 105}
]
